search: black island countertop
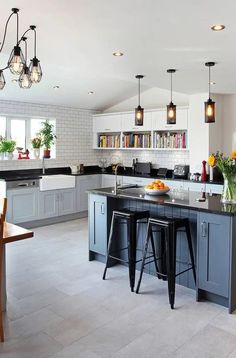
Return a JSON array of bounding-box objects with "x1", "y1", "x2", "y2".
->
[{"x1": 88, "y1": 187, "x2": 236, "y2": 216}]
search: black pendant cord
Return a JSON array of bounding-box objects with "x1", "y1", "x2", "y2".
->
[
  {"x1": 208, "y1": 66, "x2": 211, "y2": 99},
  {"x1": 138, "y1": 77, "x2": 141, "y2": 106},
  {"x1": 24, "y1": 39, "x2": 28, "y2": 64},
  {"x1": 170, "y1": 72, "x2": 173, "y2": 103},
  {"x1": 0, "y1": 11, "x2": 16, "y2": 54}
]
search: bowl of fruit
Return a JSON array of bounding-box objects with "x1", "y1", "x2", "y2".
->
[{"x1": 144, "y1": 180, "x2": 170, "y2": 196}]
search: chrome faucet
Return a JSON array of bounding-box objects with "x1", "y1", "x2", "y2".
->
[
  {"x1": 42, "y1": 157, "x2": 46, "y2": 175},
  {"x1": 114, "y1": 163, "x2": 122, "y2": 195}
]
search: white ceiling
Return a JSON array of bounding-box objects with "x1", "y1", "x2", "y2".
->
[{"x1": 0, "y1": 0, "x2": 236, "y2": 110}]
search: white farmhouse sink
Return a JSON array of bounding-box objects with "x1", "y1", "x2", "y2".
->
[{"x1": 40, "y1": 175, "x2": 76, "y2": 191}]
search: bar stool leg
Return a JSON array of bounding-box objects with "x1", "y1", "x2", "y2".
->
[
  {"x1": 149, "y1": 228, "x2": 161, "y2": 279},
  {"x1": 136, "y1": 222, "x2": 151, "y2": 294},
  {"x1": 166, "y1": 225, "x2": 177, "y2": 309},
  {"x1": 185, "y1": 221, "x2": 196, "y2": 284},
  {"x1": 103, "y1": 213, "x2": 116, "y2": 280},
  {"x1": 160, "y1": 228, "x2": 167, "y2": 280},
  {"x1": 128, "y1": 218, "x2": 137, "y2": 292}
]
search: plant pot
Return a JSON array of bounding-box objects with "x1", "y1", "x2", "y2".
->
[
  {"x1": 33, "y1": 148, "x2": 40, "y2": 159},
  {"x1": 43, "y1": 149, "x2": 51, "y2": 159},
  {"x1": 5, "y1": 152, "x2": 13, "y2": 160}
]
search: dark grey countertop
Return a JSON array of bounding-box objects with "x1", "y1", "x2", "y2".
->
[{"x1": 88, "y1": 187, "x2": 236, "y2": 216}]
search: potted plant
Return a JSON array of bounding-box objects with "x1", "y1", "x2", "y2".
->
[
  {"x1": 0, "y1": 139, "x2": 16, "y2": 160},
  {"x1": 0, "y1": 137, "x2": 5, "y2": 160},
  {"x1": 38, "y1": 120, "x2": 56, "y2": 158},
  {"x1": 31, "y1": 137, "x2": 41, "y2": 159}
]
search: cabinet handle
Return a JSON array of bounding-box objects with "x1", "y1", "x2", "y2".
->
[
  {"x1": 201, "y1": 221, "x2": 207, "y2": 237},
  {"x1": 104, "y1": 128, "x2": 110, "y2": 131},
  {"x1": 101, "y1": 203, "x2": 105, "y2": 215}
]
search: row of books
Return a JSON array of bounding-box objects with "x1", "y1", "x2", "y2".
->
[
  {"x1": 153, "y1": 132, "x2": 186, "y2": 149},
  {"x1": 123, "y1": 133, "x2": 151, "y2": 148},
  {"x1": 98, "y1": 135, "x2": 120, "y2": 148}
]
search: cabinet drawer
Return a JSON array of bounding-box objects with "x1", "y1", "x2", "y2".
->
[{"x1": 93, "y1": 114, "x2": 122, "y2": 132}]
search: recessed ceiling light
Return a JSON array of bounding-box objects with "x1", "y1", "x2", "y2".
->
[
  {"x1": 88, "y1": 91, "x2": 94, "y2": 95},
  {"x1": 113, "y1": 51, "x2": 124, "y2": 57},
  {"x1": 53, "y1": 85, "x2": 60, "y2": 90},
  {"x1": 211, "y1": 24, "x2": 225, "y2": 31},
  {"x1": 210, "y1": 81, "x2": 216, "y2": 85}
]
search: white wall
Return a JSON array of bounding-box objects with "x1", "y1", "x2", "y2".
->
[
  {"x1": 222, "y1": 95, "x2": 236, "y2": 155},
  {"x1": 0, "y1": 100, "x2": 99, "y2": 171},
  {"x1": 104, "y1": 87, "x2": 189, "y2": 113}
]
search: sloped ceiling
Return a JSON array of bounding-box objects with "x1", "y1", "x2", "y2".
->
[{"x1": 0, "y1": 0, "x2": 235, "y2": 110}]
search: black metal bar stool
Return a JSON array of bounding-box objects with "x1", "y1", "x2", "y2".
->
[
  {"x1": 136, "y1": 216, "x2": 196, "y2": 309},
  {"x1": 103, "y1": 208, "x2": 149, "y2": 292}
]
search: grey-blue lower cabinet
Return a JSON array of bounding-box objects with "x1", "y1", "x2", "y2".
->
[
  {"x1": 77, "y1": 175, "x2": 101, "y2": 212},
  {"x1": 7, "y1": 188, "x2": 39, "y2": 223},
  {"x1": 39, "y1": 188, "x2": 77, "y2": 219},
  {"x1": 89, "y1": 194, "x2": 107, "y2": 256},
  {"x1": 197, "y1": 212, "x2": 230, "y2": 298}
]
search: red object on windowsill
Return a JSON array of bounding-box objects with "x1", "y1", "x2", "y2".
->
[
  {"x1": 18, "y1": 149, "x2": 30, "y2": 160},
  {"x1": 201, "y1": 160, "x2": 207, "y2": 182}
]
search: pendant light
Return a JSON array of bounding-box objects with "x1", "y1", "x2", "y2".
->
[
  {"x1": 29, "y1": 25, "x2": 42, "y2": 83},
  {"x1": 8, "y1": 9, "x2": 25, "y2": 75},
  {"x1": 135, "y1": 75, "x2": 144, "y2": 126},
  {"x1": 0, "y1": 8, "x2": 42, "y2": 89},
  {"x1": 0, "y1": 71, "x2": 6, "y2": 90},
  {"x1": 19, "y1": 37, "x2": 32, "y2": 89},
  {"x1": 167, "y1": 69, "x2": 176, "y2": 124},
  {"x1": 205, "y1": 62, "x2": 216, "y2": 123}
]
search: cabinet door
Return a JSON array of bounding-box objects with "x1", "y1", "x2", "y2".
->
[
  {"x1": 39, "y1": 190, "x2": 58, "y2": 219},
  {"x1": 122, "y1": 112, "x2": 152, "y2": 132},
  {"x1": 101, "y1": 174, "x2": 116, "y2": 188},
  {"x1": 7, "y1": 188, "x2": 39, "y2": 224},
  {"x1": 77, "y1": 175, "x2": 101, "y2": 212},
  {"x1": 59, "y1": 189, "x2": 76, "y2": 216},
  {"x1": 93, "y1": 114, "x2": 122, "y2": 132},
  {"x1": 152, "y1": 108, "x2": 188, "y2": 131},
  {"x1": 89, "y1": 194, "x2": 107, "y2": 255},
  {"x1": 198, "y1": 212, "x2": 230, "y2": 297}
]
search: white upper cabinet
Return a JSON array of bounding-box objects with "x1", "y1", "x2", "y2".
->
[
  {"x1": 93, "y1": 114, "x2": 122, "y2": 132},
  {"x1": 122, "y1": 112, "x2": 152, "y2": 132},
  {"x1": 152, "y1": 108, "x2": 188, "y2": 131}
]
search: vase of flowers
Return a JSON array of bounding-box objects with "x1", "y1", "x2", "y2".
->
[
  {"x1": 208, "y1": 151, "x2": 236, "y2": 203},
  {"x1": 31, "y1": 137, "x2": 41, "y2": 159}
]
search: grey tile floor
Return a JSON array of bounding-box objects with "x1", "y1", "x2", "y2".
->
[{"x1": 0, "y1": 218, "x2": 236, "y2": 357}]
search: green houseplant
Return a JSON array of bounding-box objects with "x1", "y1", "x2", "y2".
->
[
  {"x1": 38, "y1": 120, "x2": 56, "y2": 158},
  {"x1": 0, "y1": 139, "x2": 16, "y2": 160}
]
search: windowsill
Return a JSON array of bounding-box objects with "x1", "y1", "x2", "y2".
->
[{"x1": 0, "y1": 158, "x2": 56, "y2": 161}]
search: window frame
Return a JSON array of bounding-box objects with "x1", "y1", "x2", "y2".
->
[{"x1": 0, "y1": 114, "x2": 57, "y2": 159}]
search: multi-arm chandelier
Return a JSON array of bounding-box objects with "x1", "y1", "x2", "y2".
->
[{"x1": 0, "y1": 8, "x2": 42, "y2": 90}]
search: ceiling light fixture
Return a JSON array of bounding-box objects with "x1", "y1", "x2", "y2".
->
[
  {"x1": 205, "y1": 62, "x2": 216, "y2": 123},
  {"x1": 167, "y1": 69, "x2": 177, "y2": 124},
  {"x1": 19, "y1": 37, "x2": 32, "y2": 89},
  {"x1": 135, "y1": 75, "x2": 144, "y2": 126},
  {"x1": 53, "y1": 85, "x2": 60, "y2": 90},
  {"x1": 88, "y1": 91, "x2": 94, "y2": 95},
  {"x1": 0, "y1": 8, "x2": 42, "y2": 90},
  {"x1": 211, "y1": 24, "x2": 225, "y2": 31},
  {"x1": 113, "y1": 51, "x2": 123, "y2": 57}
]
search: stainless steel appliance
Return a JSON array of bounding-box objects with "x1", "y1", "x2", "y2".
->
[
  {"x1": 6, "y1": 179, "x2": 39, "y2": 189},
  {"x1": 173, "y1": 165, "x2": 189, "y2": 179}
]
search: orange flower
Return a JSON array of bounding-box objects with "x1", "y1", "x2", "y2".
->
[
  {"x1": 208, "y1": 155, "x2": 216, "y2": 167},
  {"x1": 231, "y1": 151, "x2": 236, "y2": 159}
]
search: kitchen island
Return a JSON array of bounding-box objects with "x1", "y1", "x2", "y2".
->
[{"x1": 88, "y1": 187, "x2": 236, "y2": 313}]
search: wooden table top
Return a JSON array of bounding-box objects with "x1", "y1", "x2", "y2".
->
[{"x1": 3, "y1": 222, "x2": 34, "y2": 244}]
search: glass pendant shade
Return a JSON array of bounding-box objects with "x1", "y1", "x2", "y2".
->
[
  {"x1": 0, "y1": 71, "x2": 6, "y2": 90},
  {"x1": 135, "y1": 105, "x2": 144, "y2": 126},
  {"x1": 29, "y1": 57, "x2": 42, "y2": 83},
  {"x1": 8, "y1": 46, "x2": 25, "y2": 75},
  {"x1": 19, "y1": 66, "x2": 32, "y2": 89},
  {"x1": 205, "y1": 98, "x2": 215, "y2": 123},
  {"x1": 167, "y1": 101, "x2": 176, "y2": 124}
]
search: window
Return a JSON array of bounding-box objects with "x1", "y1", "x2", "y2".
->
[{"x1": 0, "y1": 116, "x2": 56, "y2": 159}]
